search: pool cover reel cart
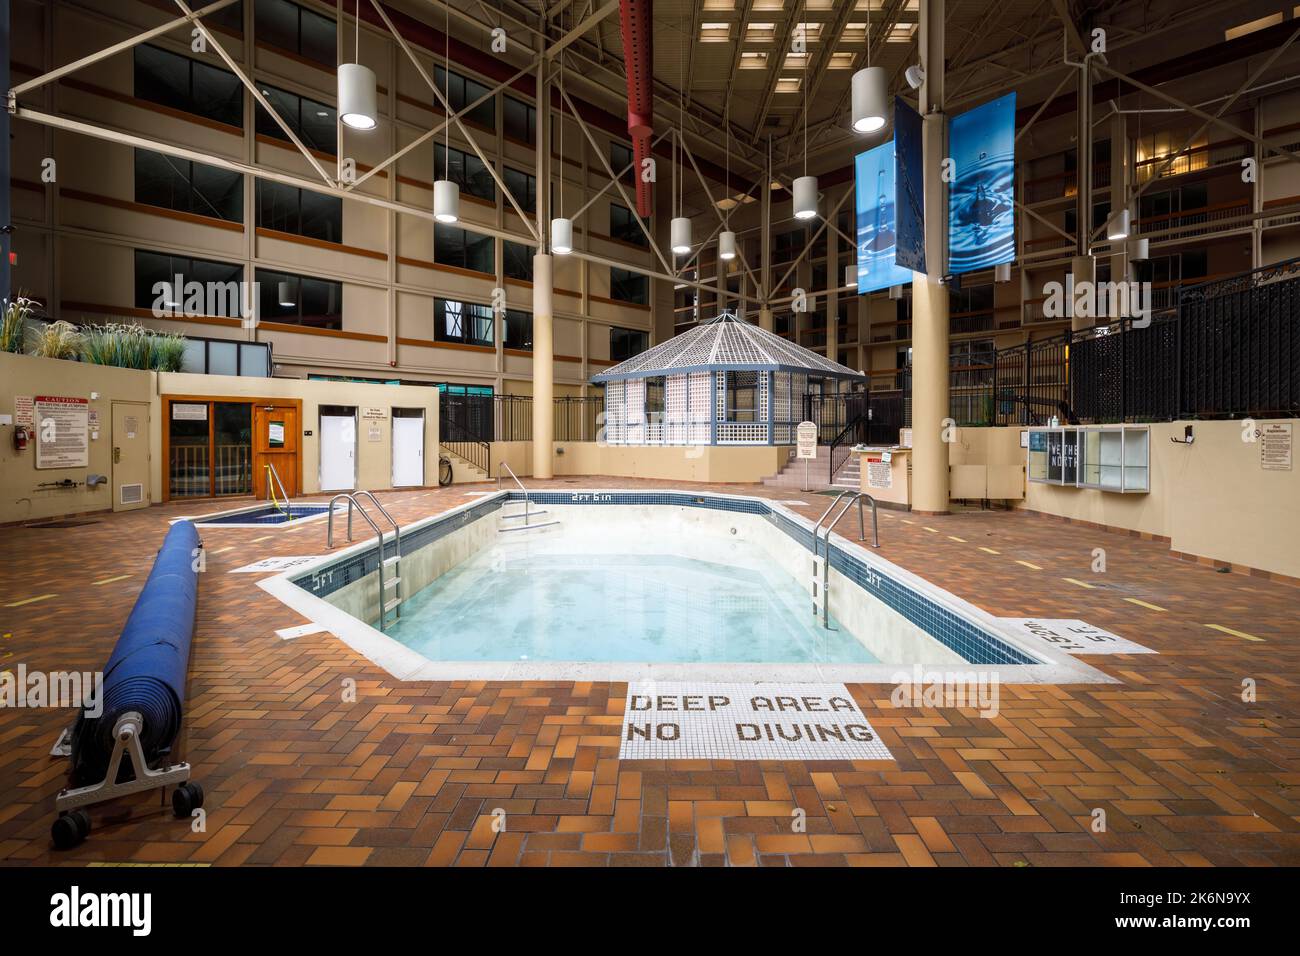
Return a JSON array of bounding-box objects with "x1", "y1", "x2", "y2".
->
[{"x1": 50, "y1": 521, "x2": 205, "y2": 850}]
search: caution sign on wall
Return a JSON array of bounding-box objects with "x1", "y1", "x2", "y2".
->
[{"x1": 34, "y1": 396, "x2": 89, "y2": 469}]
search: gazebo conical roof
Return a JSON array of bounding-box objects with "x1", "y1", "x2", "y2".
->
[{"x1": 590, "y1": 312, "x2": 867, "y2": 383}]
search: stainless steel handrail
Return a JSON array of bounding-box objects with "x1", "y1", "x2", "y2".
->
[
  {"x1": 354, "y1": 490, "x2": 401, "y2": 561},
  {"x1": 324, "y1": 492, "x2": 390, "y2": 632},
  {"x1": 809, "y1": 491, "x2": 881, "y2": 628},
  {"x1": 497, "y1": 461, "x2": 532, "y2": 527}
]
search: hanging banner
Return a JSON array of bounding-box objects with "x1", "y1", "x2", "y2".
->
[
  {"x1": 894, "y1": 96, "x2": 926, "y2": 274},
  {"x1": 947, "y1": 91, "x2": 1016, "y2": 275},
  {"x1": 855, "y1": 141, "x2": 913, "y2": 294}
]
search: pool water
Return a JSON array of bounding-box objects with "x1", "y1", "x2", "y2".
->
[{"x1": 384, "y1": 531, "x2": 878, "y2": 664}]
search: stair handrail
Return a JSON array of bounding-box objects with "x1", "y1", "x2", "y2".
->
[
  {"x1": 827, "y1": 411, "x2": 868, "y2": 483},
  {"x1": 264, "y1": 462, "x2": 292, "y2": 517},
  {"x1": 497, "y1": 461, "x2": 533, "y2": 527},
  {"x1": 440, "y1": 416, "x2": 492, "y2": 478},
  {"x1": 325, "y1": 492, "x2": 390, "y2": 632}
]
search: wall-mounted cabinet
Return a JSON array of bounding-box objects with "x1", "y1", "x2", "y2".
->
[{"x1": 1028, "y1": 426, "x2": 1149, "y2": 493}]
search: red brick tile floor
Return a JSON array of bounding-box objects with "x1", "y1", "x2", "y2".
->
[{"x1": 0, "y1": 477, "x2": 1296, "y2": 867}]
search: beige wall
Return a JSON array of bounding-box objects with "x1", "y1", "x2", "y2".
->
[
  {"x1": 0, "y1": 351, "x2": 154, "y2": 523},
  {"x1": 1020, "y1": 420, "x2": 1300, "y2": 578},
  {"x1": 157, "y1": 373, "x2": 439, "y2": 497},
  {"x1": 0, "y1": 352, "x2": 439, "y2": 523},
  {"x1": 493, "y1": 441, "x2": 791, "y2": 484}
]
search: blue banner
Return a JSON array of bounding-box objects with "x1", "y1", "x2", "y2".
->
[
  {"x1": 894, "y1": 96, "x2": 925, "y2": 274},
  {"x1": 856, "y1": 141, "x2": 913, "y2": 295},
  {"x1": 947, "y1": 92, "x2": 1016, "y2": 275}
]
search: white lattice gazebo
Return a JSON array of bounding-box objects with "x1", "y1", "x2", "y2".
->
[{"x1": 591, "y1": 312, "x2": 867, "y2": 445}]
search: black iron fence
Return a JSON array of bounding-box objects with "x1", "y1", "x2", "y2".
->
[
  {"x1": 441, "y1": 394, "x2": 606, "y2": 444},
  {"x1": 989, "y1": 260, "x2": 1300, "y2": 426}
]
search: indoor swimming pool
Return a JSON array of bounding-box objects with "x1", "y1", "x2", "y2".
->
[
  {"x1": 384, "y1": 534, "x2": 877, "y2": 664},
  {"x1": 262, "y1": 491, "x2": 1108, "y2": 683}
]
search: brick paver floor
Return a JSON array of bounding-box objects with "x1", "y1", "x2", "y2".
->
[{"x1": 1, "y1": 478, "x2": 1296, "y2": 866}]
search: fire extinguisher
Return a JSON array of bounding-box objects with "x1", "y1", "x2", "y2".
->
[{"x1": 12, "y1": 426, "x2": 31, "y2": 451}]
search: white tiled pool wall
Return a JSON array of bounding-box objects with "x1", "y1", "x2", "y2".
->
[{"x1": 317, "y1": 507, "x2": 497, "y2": 626}]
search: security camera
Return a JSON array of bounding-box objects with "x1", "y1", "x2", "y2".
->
[{"x1": 905, "y1": 64, "x2": 925, "y2": 90}]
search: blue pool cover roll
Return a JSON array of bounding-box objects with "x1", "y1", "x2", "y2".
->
[{"x1": 70, "y1": 521, "x2": 201, "y2": 786}]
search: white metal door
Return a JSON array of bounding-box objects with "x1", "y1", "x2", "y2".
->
[
  {"x1": 392, "y1": 415, "x2": 424, "y2": 487},
  {"x1": 319, "y1": 414, "x2": 356, "y2": 491}
]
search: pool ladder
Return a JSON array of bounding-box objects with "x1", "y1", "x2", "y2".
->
[
  {"x1": 810, "y1": 491, "x2": 879, "y2": 629},
  {"x1": 495, "y1": 463, "x2": 559, "y2": 532},
  {"x1": 326, "y1": 491, "x2": 403, "y2": 631}
]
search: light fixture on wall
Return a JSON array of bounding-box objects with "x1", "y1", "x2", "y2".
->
[
  {"x1": 904, "y1": 63, "x2": 925, "y2": 92},
  {"x1": 432, "y1": 2, "x2": 459, "y2": 223},
  {"x1": 793, "y1": 3, "x2": 817, "y2": 220},
  {"x1": 277, "y1": 280, "x2": 295, "y2": 308},
  {"x1": 338, "y1": 1, "x2": 376, "y2": 130},
  {"x1": 1107, "y1": 208, "x2": 1130, "y2": 241},
  {"x1": 844, "y1": 263, "x2": 856, "y2": 287}
]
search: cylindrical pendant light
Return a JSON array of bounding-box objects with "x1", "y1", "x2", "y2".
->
[
  {"x1": 670, "y1": 216, "x2": 692, "y2": 255},
  {"x1": 844, "y1": 263, "x2": 856, "y2": 287},
  {"x1": 551, "y1": 217, "x2": 573, "y2": 255},
  {"x1": 851, "y1": 67, "x2": 888, "y2": 133},
  {"x1": 1107, "y1": 208, "x2": 1131, "y2": 241},
  {"x1": 338, "y1": 63, "x2": 377, "y2": 130},
  {"x1": 433, "y1": 179, "x2": 460, "y2": 223},
  {"x1": 719, "y1": 230, "x2": 737, "y2": 261},
  {"x1": 793, "y1": 175, "x2": 818, "y2": 220},
  {"x1": 432, "y1": 2, "x2": 458, "y2": 223},
  {"x1": 339, "y1": 2, "x2": 375, "y2": 130},
  {"x1": 995, "y1": 262, "x2": 1011, "y2": 282},
  {"x1": 888, "y1": 284, "x2": 904, "y2": 300},
  {"x1": 277, "y1": 280, "x2": 295, "y2": 307},
  {"x1": 1128, "y1": 237, "x2": 1149, "y2": 261}
]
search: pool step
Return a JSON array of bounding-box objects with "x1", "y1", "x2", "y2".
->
[
  {"x1": 382, "y1": 597, "x2": 403, "y2": 615},
  {"x1": 499, "y1": 508, "x2": 549, "y2": 521},
  {"x1": 497, "y1": 519, "x2": 560, "y2": 533}
]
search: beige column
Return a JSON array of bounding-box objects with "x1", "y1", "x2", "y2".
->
[
  {"x1": 758, "y1": 308, "x2": 774, "y2": 332},
  {"x1": 826, "y1": 213, "x2": 839, "y2": 366},
  {"x1": 1070, "y1": 254, "x2": 1096, "y2": 331},
  {"x1": 910, "y1": 0, "x2": 949, "y2": 515},
  {"x1": 532, "y1": 253, "x2": 554, "y2": 478}
]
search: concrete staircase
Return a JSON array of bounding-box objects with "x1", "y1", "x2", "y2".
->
[
  {"x1": 762, "y1": 446, "x2": 859, "y2": 493},
  {"x1": 439, "y1": 446, "x2": 490, "y2": 483}
]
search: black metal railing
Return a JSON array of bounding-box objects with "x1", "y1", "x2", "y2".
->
[
  {"x1": 439, "y1": 416, "x2": 491, "y2": 478},
  {"x1": 802, "y1": 392, "x2": 869, "y2": 445},
  {"x1": 827, "y1": 413, "x2": 868, "y2": 483},
  {"x1": 442, "y1": 394, "x2": 606, "y2": 444}
]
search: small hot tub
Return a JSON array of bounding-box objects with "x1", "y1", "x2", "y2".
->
[{"x1": 189, "y1": 503, "x2": 334, "y2": 527}]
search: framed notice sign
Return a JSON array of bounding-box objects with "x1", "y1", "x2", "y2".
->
[{"x1": 35, "y1": 396, "x2": 89, "y2": 469}]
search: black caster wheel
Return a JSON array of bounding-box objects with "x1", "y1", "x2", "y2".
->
[
  {"x1": 172, "y1": 781, "x2": 204, "y2": 817},
  {"x1": 51, "y1": 809, "x2": 90, "y2": 850}
]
